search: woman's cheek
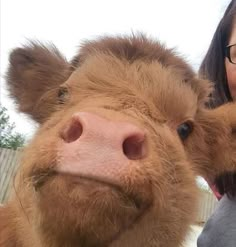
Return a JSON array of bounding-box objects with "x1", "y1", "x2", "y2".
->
[{"x1": 225, "y1": 59, "x2": 236, "y2": 99}]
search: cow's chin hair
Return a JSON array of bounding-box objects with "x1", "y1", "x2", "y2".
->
[{"x1": 34, "y1": 175, "x2": 150, "y2": 246}]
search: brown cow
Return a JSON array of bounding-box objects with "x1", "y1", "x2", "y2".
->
[{"x1": 1, "y1": 34, "x2": 236, "y2": 247}]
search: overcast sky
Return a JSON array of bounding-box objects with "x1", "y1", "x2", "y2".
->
[{"x1": 0, "y1": 0, "x2": 231, "y2": 139}]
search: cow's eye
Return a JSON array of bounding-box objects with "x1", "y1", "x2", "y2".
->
[
  {"x1": 57, "y1": 86, "x2": 69, "y2": 104},
  {"x1": 177, "y1": 121, "x2": 193, "y2": 141}
]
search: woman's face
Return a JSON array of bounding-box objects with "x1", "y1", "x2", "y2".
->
[{"x1": 226, "y1": 24, "x2": 236, "y2": 99}]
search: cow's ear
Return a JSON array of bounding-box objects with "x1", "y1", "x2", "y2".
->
[
  {"x1": 206, "y1": 103, "x2": 236, "y2": 175},
  {"x1": 6, "y1": 42, "x2": 72, "y2": 123},
  {"x1": 186, "y1": 103, "x2": 236, "y2": 180}
]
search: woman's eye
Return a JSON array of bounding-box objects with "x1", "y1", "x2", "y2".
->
[
  {"x1": 57, "y1": 87, "x2": 69, "y2": 104},
  {"x1": 177, "y1": 121, "x2": 193, "y2": 141}
]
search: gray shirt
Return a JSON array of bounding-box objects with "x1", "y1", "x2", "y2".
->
[{"x1": 197, "y1": 194, "x2": 236, "y2": 247}]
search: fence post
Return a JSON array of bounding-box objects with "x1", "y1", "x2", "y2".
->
[{"x1": 0, "y1": 147, "x2": 22, "y2": 203}]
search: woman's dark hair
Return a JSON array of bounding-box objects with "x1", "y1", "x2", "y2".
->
[
  {"x1": 200, "y1": 0, "x2": 236, "y2": 197},
  {"x1": 199, "y1": 0, "x2": 236, "y2": 107}
]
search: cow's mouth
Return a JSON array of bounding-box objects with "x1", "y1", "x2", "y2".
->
[
  {"x1": 31, "y1": 167, "x2": 152, "y2": 211},
  {"x1": 31, "y1": 168, "x2": 153, "y2": 245},
  {"x1": 69, "y1": 174, "x2": 151, "y2": 211}
]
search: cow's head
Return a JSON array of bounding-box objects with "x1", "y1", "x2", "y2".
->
[{"x1": 2, "y1": 35, "x2": 236, "y2": 247}]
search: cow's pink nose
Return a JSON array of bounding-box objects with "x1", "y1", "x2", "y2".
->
[{"x1": 60, "y1": 112, "x2": 147, "y2": 160}]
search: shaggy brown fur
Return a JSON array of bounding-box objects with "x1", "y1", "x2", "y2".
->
[{"x1": 1, "y1": 34, "x2": 236, "y2": 247}]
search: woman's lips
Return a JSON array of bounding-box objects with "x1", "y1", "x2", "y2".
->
[
  {"x1": 208, "y1": 183, "x2": 222, "y2": 200},
  {"x1": 205, "y1": 177, "x2": 223, "y2": 200}
]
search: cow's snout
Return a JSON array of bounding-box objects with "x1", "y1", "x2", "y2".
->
[
  {"x1": 57, "y1": 112, "x2": 147, "y2": 185},
  {"x1": 61, "y1": 112, "x2": 147, "y2": 160}
]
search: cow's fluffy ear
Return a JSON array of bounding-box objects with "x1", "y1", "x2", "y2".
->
[
  {"x1": 6, "y1": 42, "x2": 72, "y2": 123},
  {"x1": 207, "y1": 103, "x2": 236, "y2": 175},
  {"x1": 186, "y1": 103, "x2": 236, "y2": 180}
]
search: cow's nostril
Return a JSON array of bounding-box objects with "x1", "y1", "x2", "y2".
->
[
  {"x1": 123, "y1": 134, "x2": 147, "y2": 160},
  {"x1": 61, "y1": 118, "x2": 83, "y2": 143}
]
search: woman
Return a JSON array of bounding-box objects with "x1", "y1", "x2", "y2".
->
[{"x1": 197, "y1": 0, "x2": 236, "y2": 246}]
